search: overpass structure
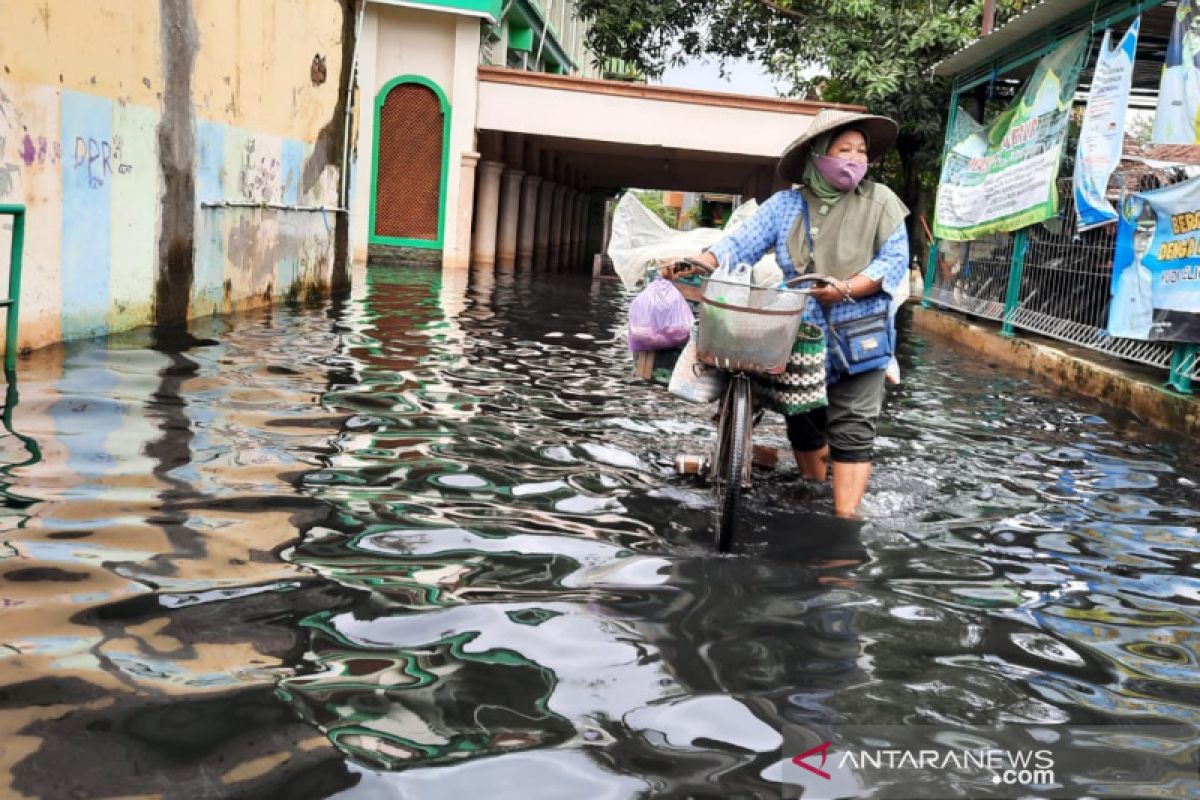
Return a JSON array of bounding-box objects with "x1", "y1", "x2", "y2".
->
[
  {"x1": 464, "y1": 68, "x2": 861, "y2": 271},
  {"x1": 351, "y1": 0, "x2": 858, "y2": 272}
]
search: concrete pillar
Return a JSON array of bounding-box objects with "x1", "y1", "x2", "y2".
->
[
  {"x1": 471, "y1": 159, "x2": 505, "y2": 268},
  {"x1": 450, "y1": 151, "x2": 480, "y2": 271},
  {"x1": 559, "y1": 189, "x2": 573, "y2": 271},
  {"x1": 600, "y1": 196, "x2": 615, "y2": 255},
  {"x1": 534, "y1": 180, "x2": 554, "y2": 270},
  {"x1": 568, "y1": 190, "x2": 583, "y2": 268},
  {"x1": 518, "y1": 174, "x2": 541, "y2": 269},
  {"x1": 549, "y1": 184, "x2": 566, "y2": 272},
  {"x1": 574, "y1": 193, "x2": 587, "y2": 268},
  {"x1": 561, "y1": 185, "x2": 575, "y2": 268},
  {"x1": 562, "y1": 190, "x2": 577, "y2": 271},
  {"x1": 497, "y1": 168, "x2": 524, "y2": 270}
]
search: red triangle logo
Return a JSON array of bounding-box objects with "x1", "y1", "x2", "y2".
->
[{"x1": 792, "y1": 740, "x2": 833, "y2": 780}]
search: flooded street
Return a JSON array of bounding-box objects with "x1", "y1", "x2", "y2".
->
[{"x1": 1, "y1": 265, "x2": 1198, "y2": 798}]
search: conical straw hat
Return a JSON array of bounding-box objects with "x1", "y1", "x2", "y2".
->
[{"x1": 777, "y1": 108, "x2": 898, "y2": 183}]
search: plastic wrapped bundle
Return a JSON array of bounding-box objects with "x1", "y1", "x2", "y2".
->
[{"x1": 627, "y1": 278, "x2": 694, "y2": 352}]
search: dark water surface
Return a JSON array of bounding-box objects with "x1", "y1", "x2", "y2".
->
[{"x1": 1, "y1": 266, "x2": 1197, "y2": 798}]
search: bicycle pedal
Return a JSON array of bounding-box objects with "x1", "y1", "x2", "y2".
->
[{"x1": 674, "y1": 454, "x2": 709, "y2": 475}]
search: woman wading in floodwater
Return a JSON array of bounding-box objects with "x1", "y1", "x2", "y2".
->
[{"x1": 681, "y1": 109, "x2": 910, "y2": 517}]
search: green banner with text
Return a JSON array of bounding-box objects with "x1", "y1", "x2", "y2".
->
[{"x1": 934, "y1": 32, "x2": 1089, "y2": 241}]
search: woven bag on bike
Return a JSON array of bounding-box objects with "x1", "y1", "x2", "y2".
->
[{"x1": 751, "y1": 321, "x2": 828, "y2": 415}]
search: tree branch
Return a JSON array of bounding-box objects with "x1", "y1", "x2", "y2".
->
[{"x1": 757, "y1": 0, "x2": 805, "y2": 20}]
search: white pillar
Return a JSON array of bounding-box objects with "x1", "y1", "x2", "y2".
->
[
  {"x1": 471, "y1": 160, "x2": 505, "y2": 268},
  {"x1": 549, "y1": 185, "x2": 566, "y2": 272},
  {"x1": 562, "y1": 190, "x2": 577, "y2": 271},
  {"x1": 573, "y1": 193, "x2": 587, "y2": 269},
  {"x1": 450, "y1": 152, "x2": 480, "y2": 271},
  {"x1": 497, "y1": 168, "x2": 524, "y2": 270},
  {"x1": 518, "y1": 174, "x2": 541, "y2": 270},
  {"x1": 535, "y1": 180, "x2": 554, "y2": 271}
]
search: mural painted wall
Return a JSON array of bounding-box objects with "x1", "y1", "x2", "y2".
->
[{"x1": 0, "y1": 0, "x2": 351, "y2": 353}]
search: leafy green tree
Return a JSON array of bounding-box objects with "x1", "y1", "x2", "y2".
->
[
  {"x1": 633, "y1": 190, "x2": 680, "y2": 227},
  {"x1": 577, "y1": 0, "x2": 1026, "y2": 258}
]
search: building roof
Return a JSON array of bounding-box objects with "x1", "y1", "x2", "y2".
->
[
  {"x1": 1121, "y1": 133, "x2": 1200, "y2": 166},
  {"x1": 1140, "y1": 144, "x2": 1200, "y2": 164},
  {"x1": 931, "y1": 1, "x2": 1175, "y2": 109},
  {"x1": 931, "y1": 0, "x2": 1099, "y2": 78}
]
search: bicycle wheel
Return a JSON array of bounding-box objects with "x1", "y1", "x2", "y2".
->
[{"x1": 713, "y1": 376, "x2": 751, "y2": 552}]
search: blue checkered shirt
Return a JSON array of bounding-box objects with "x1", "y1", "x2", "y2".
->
[{"x1": 707, "y1": 188, "x2": 909, "y2": 384}]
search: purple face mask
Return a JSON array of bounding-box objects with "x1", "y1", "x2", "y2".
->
[{"x1": 813, "y1": 153, "x2": 868, "y2": 192}]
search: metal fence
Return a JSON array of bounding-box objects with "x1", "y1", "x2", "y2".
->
[
  {"x1": 1010, "y1": 180, "x2": 1178, "y2": 371},
  {"x1": 926, "y1": 232, "x2": 1014, "y2": 321},
  {"x1": 926, "y1": 177, "x2": 1199, "y2": 390}
]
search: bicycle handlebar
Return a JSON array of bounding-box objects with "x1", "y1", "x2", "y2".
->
[
  {"x1": 667, "y1": 260, "x2": 851, "y2": 300},
  {"x1": 668, "y1": 257, "x2": 715, "y2": 276}
]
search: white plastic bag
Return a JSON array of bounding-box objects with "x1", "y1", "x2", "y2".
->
[
  {"x1": 607, "y1": 193, "x2": 760, "y2": 290},
  {"x1": 705, "y1": 260, "x2": 753, "y2": 308},
  {"x1": 751, "y1": 255, "x2": 784, "y2": 288},
  {"x1": 668, "y1": 332, "x2": 728, "y2": 403}
]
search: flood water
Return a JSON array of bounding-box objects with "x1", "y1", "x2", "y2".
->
[{"x1": 1, "y1": 265, "x2": 1197, "y2": 798}]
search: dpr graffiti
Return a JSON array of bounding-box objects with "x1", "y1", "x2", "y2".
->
[{"x1": 73, "y1": 133, "x2": 132, "y2": 188}]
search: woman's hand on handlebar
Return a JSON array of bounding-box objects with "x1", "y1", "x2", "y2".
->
[
  {"x1": 658, "y1": 253, "x2": 717, "y2": 280},
  {"x1": 786, "y1": 273, "x2": 854, "y2": 304},
  {"x1": 810, "y1": 277, "x2": 851, "y2": 305}
]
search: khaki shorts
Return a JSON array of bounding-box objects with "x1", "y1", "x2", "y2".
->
[{"x1": 785, "y1": 369, "x2": 887, "y2": 463}]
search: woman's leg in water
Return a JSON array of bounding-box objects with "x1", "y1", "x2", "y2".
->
[
  {"x1": 822, "y1": 370, "x2": 888, "y2": 517},
  {"x1": 794, "y1": 445, "x2": 828, "y2": 480},
  {"x1": 831, "y1": 461, "x2": 872, "y2": 517},
  {"x1": 786, "y1": 408, "x2": 828, "y2": 480}
]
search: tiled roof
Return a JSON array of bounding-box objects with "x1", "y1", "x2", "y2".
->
[{"x1": 1140, "y1": 145, "x2": 1200, "y2": 165}]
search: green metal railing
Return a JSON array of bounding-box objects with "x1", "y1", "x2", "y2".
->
[
  {"x1": 0, "y1": 204, "x2": 23, "y2": 374},
  {"x1": 922, "y1": 181, "x2": 1197, "y2": 395},
  {"x1": 924, "y1": 0, "x2": 1195, "y2": 395}
]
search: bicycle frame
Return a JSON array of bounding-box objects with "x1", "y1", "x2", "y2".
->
[{"x1": 666, "y1": 258, "x2": 837, "y2": 551}]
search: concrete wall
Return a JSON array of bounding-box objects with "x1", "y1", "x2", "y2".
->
[
  {"x1": 477, "y1": 79, "x2": 815, "y2": 159},
  {"x1": 0, "y1": 0, "x2": 351, "y2": 353},
  {"x1": 352, "y1": 4, "x2": 480, "y2": 268}
]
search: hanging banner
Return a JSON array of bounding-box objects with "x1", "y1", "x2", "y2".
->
[
  {"x1": 1109, "y1": 177, "x2": 1200, "y2": 342},
  {"x1": 934, "y1": 32, "x2": 1088, "y2": 241},
  {"x1": 1074, "y1": 19, "x2": 1139, "y2": 231},
  {"x1": 1152, "y1": 0, "x2": 1200, "y2": 144}
]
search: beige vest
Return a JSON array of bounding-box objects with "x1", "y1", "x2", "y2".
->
[{"x1": 786, "y1": 181, "x2": 909, "y2": 282}]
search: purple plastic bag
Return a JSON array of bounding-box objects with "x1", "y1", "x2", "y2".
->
[{"x1": 628, "y1": 277, "x2": 694, "y2": 352}]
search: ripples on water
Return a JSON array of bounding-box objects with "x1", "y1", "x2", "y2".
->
[{"x1": 0, "y1": 265, "x2": 1197, "y2": 797}]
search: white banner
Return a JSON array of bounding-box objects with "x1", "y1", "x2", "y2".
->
[
  {"x1": 1153, "y1": 1, "x2": 1200, "y2": 144},
  {"x1": 1074, "y1": 19, "x2": 1138, "y2": 230}
]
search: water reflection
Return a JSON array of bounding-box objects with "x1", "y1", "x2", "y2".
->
[{"x1": 0, "y1": 262, "x2": 1197, "y2": 797}]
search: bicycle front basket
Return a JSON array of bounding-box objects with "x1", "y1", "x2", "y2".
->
[{"x1": 696, "y1": 279, "x2": 809, "y2": 374}]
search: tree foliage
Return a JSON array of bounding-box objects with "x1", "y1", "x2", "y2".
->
[
  {"x1": 577, "y1": 0, "x2": 1028, "y2": 252},
  {"x1": 633, "y1": 190, "x2": 679, "y2": 228}
]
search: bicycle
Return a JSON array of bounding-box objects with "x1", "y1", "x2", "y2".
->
[{"x1": 668, "y1": 259, "x2": 839, "y2": 552}]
